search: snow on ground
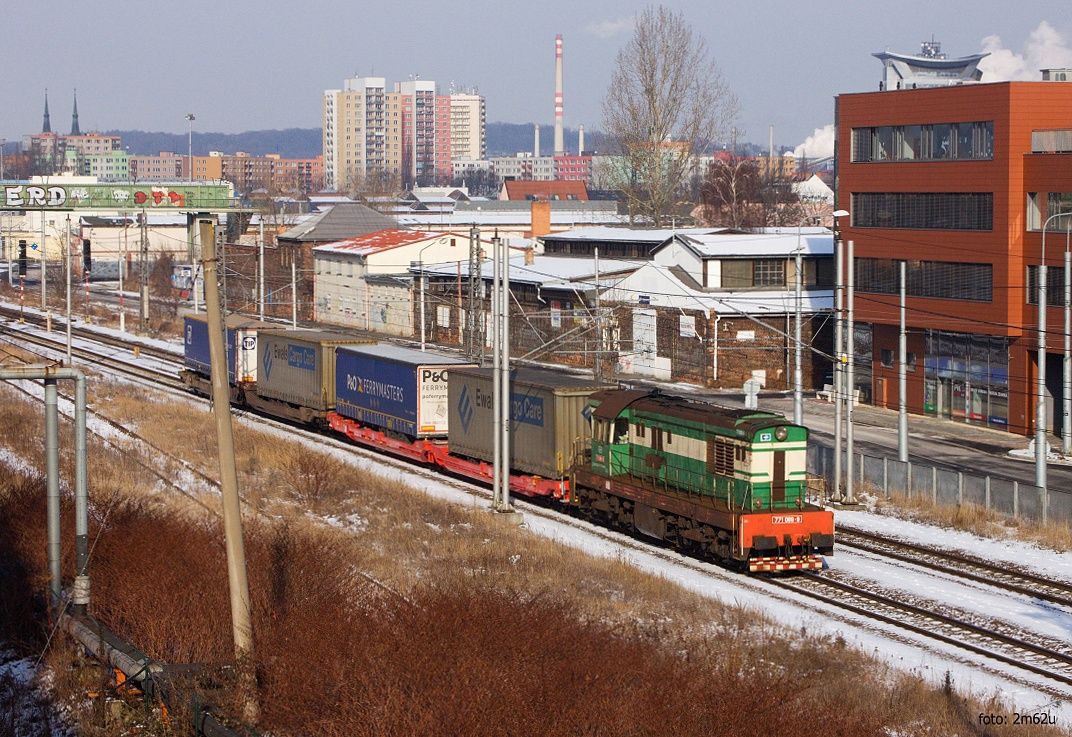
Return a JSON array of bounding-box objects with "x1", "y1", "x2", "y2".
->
[
  {"x1": 0, "y1": 649, "x2": 72, "y2": 737},
  {"x1": 0, "y1": 298, "x2": 184, "y2": 355},
  {"x1": 837, "y1": 508, "x2": 1072, "y2": 583},
  {"x1": 248, "y1": 420, "x2": 1072, "y2": 720},
  {"x1": 4, "y1": 324, "x2": 1069, "y2": 721},
  {"x1": 830, "y1": 547, "x2": 1072, "y2": 645}
]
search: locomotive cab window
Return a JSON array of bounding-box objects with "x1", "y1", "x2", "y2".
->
[
  {"x1": 635, "y1": 423, "x2": 646, "y2": 438},
  {"x1": 613, "y1": 418, "x2": 629, "y2": 443}
]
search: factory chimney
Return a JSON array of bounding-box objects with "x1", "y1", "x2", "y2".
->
[
  {"x1": 578, "y1": 124, "x2": 585, "y2": 155},
  {"x1": 534, "y1": 124, "x2": 540, "y2": 157},
  {"x1": 553, "y1": 34, "x2": 564, "y2": 156}
]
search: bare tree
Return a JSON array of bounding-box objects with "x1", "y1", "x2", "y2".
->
[
  {"x1": 701, "y1": 152, "x2": 806, "y2": 228},
  {"x1": 601, "y1": 6, "x2": 737, "y2": 226}
]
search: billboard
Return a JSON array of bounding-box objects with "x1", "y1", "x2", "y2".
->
[{"x1": 2, "y1": 183, "x2": 234, "y2": 210}]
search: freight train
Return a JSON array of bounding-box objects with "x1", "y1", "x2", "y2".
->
[{"x1": 179, "y1": 316, "x2": 834, "y2": 572}]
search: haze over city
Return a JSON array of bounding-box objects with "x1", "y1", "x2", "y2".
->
[{"x1": 3, "y1": 0, "x2": 1071, "y2": 154}]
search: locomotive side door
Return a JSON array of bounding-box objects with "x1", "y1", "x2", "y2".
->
[{"x1": 772, "y1": 450, "x2": 786, "y2": 503}]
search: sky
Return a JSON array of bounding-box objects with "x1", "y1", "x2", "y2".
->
[{"x1": 2, "y1": 1, "x2": 1071, "y2": 157}]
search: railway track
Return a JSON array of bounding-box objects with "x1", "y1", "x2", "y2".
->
[
  {"x1": 770, "y1": 572, "x2": 1072, "y2": 689},
  {"x1": 836, "y1": 526, "x2": 1072, "y2": 608},
  {"x1": 0, "y1": 303, "x2": 182, "y2": 364},
  {"x1": 0, "y1": 315, "x2": 185, "y2": 389},
  {"x1": 5, "y1": 321, "x2": 1072, "y2": 698}
]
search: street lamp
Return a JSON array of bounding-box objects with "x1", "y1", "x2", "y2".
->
[
  {"x1": 1037, "y1": 209, "x2": 1072, "y2": 503},
  {"x1": 1, "y1": 138, "x2": 6, "y2": 181},
  {"x1": 418, "y1": 241, "x2": 437, "y2": 351},
  {"x1": 185, "y1": 113, "x2": 196, "y2": 183},
  {"x1": 831, "y1": 209, "x2": 849, "y2": 501}
]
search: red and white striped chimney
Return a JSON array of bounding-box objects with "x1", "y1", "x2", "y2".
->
[{"x1": 553, "y1": 34, "x2": 564, "y2": 156}]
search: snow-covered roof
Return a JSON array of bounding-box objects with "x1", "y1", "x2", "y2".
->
[
  {"x1": 396, "y1": 210, "x2": 629, "y2": 228},
  {"x1": 414, "y1": 254, "x2": 643, "y2": 289},
  {"x1": 314, "y1": 229, "x2": 436, "y2": 256},
  {"x1": 604, "y1": 262, "x2": 833, "y2": 315},
  {"x1": 542, "y1": 226, "x2": 729, "y2": 243},
  {"x1": 667, "y1": 232, "x2": 833, "y2": 259}
]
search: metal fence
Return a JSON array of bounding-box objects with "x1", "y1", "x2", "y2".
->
[{"x1": 807, "y1": 441, "x2": 1070, "y2": 524}]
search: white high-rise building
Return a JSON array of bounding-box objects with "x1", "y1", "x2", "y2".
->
[
  {"x1": 449, "y1": 93, "x2": 486, "y2": 162},
  {"x1": 322, "y1": 77, "x2": 402, "y2": 192}
]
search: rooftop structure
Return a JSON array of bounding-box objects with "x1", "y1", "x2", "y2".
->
[{"x1": 874, "y1": 40, "x2": 988, "y2": 91}]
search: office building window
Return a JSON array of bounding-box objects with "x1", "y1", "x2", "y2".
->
[
  {"x1": 853, "y1": 192, "x2": 992, "y2": 230},
  {"x1": 851, "y1": 121, "x2": 993, "y2": 162},
  {"x1": 856, "y1": 258, "x2": 992, "y2": 301},
  {"x1": 1026, "y1": 265, "x2": 1067, "y2": 306}
]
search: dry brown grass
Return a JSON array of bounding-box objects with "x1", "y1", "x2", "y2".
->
[
  {"x1": 868, "y1": 487, "x2": 1072, "y2": 552},
  {"x1": 0, "y1": 378, "x2": 1068, "y2": 735}
]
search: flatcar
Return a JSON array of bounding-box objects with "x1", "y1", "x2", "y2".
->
[{"x1": 572, "y1": 389, "x2": 833, "y2": 572}]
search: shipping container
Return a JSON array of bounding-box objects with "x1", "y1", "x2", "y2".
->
[
  {"x1": 447, "y1": 367, "x2": 614, "y2": 479},
  {"x1": 335, "y1": 345, "x2": 475, "y2": 438},
  {"x1": 256, "y1": 330, "x2": 373, "y2": 411},
  {"x1": 183, "y1": 314, "x2": 281, "y2": 384}
]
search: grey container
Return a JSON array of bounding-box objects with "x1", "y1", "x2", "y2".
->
[
  {"x1": 256, "y1": 330, "x2": 373, "y2": 411},
  {"x1": 448, "y1": 366, "x2": 614, "y2": 479}
]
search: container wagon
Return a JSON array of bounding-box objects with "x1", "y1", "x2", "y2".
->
[
  {"x1": 445, "y1": 366, "x2": 615, "y2": 498},
  {"x1": 179, "y1": 314, "x2": 283, "y2": 399},
  {"x1": 251, "y1": 330, "x2": 374, "y2": 425}
]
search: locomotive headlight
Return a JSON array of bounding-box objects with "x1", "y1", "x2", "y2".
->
[{"x1": 775, "y1": 426, "x2": 788, "y2": 442}]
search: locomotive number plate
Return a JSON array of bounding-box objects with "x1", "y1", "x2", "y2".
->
[{"x1": 771, "y1": 515, "x2": 803, "y2": 524}]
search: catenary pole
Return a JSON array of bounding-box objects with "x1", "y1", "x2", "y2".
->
[
  {"x1": 1063, "y1": 221, "x2": 1072, "y2": 457},
  {"x1": 845, "y1": 240, "x2": 855, "y2": 504},
  {"x1": 492, "y1": 235, "x2": 502, "y2": 509},
  {"x1": 833, "y1": 235, "x2": 843, "y2": 500},
  {"x1": 594, "y1": 246, "x2": 602, "y2": 382},
  {"x1": 65, "y1": 216, "x2": 72, "y2": 364},
  {"x1": 793, "y1": 228, "x2": 803, "y2": 425},
  {"x1": 139, "y1": 212, "x2": 149, "y2": 329},
  {"x1": 290, "y1": 255, "x2": 297, "y2": 327},
  {"x1": 258, "y1": 221, "x2": 265, "y2": 321},
  {"x1": 1038, "y1": 222, "x2": 1050, "y2": 494},
  {"x1": 898, "y1": 259, "x2": 908, "y2": 462},
  {"x1": 500, "y1": 235, "x2": 512, "y2": 511},
  {"x1": 41, "y1": 213, "x2": 47, "y2": 322}
]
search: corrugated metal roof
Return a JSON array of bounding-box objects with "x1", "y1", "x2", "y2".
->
[
  {"x1": 278, "y1": 203, "x2": 398, "y2": 243},
  {"x1": 338, "y1": 343, "x2": 475, "y2": 366},
  {"x1": 503, "y1": 180, "x2": 589, "y2": 201}
]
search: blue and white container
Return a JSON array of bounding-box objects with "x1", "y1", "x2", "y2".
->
[{"x1": 335, "y1": 344, "x2": 474, "y2": 438}]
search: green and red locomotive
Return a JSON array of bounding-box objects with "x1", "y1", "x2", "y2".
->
[{"x1": 572, "y1": 390, "x2": 834, "y2": 572}]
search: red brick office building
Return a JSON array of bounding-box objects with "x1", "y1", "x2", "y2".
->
[{"x1": 836, "y1": 80, "x2": 1072, "y2": 435}]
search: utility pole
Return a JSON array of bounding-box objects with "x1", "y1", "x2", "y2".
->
[
  {"x1": 466, "y1": 225, "x2": 481, "y2": 361},
  {"x1": 492, "y1": 235, "x2": 502, "y2": 510},
  {"x1": 845, "y1": 240, "x2": 856, "y2": 504},
  {"x1": 833, "y1": 234, "x2": 843, "y2": 501},
  {"x1": 65, "y1": 216, "x2": 72, "y2": 364},
  {"x1": 119, "y1": 223, "x2": 127, "y2": 332},
  {"x1": 290, "y1": 252, "x2": 297, "y2": 327},
  {"x1": 499, "y1": 234, "x2": 512, "y2": 512},
  {"x1": 594, "y1": 247, "x2": 602, "y2": 383},
  {"x1": 220, "y1": 230, "x2": 228, "y2": 318},
  {"x1": 793, "y1": 229, "x2": 803, "y2": 426},
  {"x1": 898, "y1": 260, "x2": 908, "y2": 463},
  {"x1": 198, "y1": 219, "x2": 258, "y2": 720},
  {"x1": 1063, "y1": 225, "x2": 1072, "y2": 457},
  {"x1": 139, "y1": 211, "x2": 149, "y2": 330},
  {"x1": 258, "y1": 221, "x2": 265, "y2": 321},
  {"x1": 41, "y1": 213, "x2": 48, "y2": 326}
]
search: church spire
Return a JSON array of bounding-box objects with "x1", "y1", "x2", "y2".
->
[
  {"x1": 42, "y1": 89, "x2": 51, "y2": 133},
  {"x1": 70, "y1": 89, "x2": 81, "y2": 135}
]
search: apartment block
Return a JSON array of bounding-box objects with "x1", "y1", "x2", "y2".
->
[{"x1": 323, "y1": 75, "x2": 483, "y2": 191}]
